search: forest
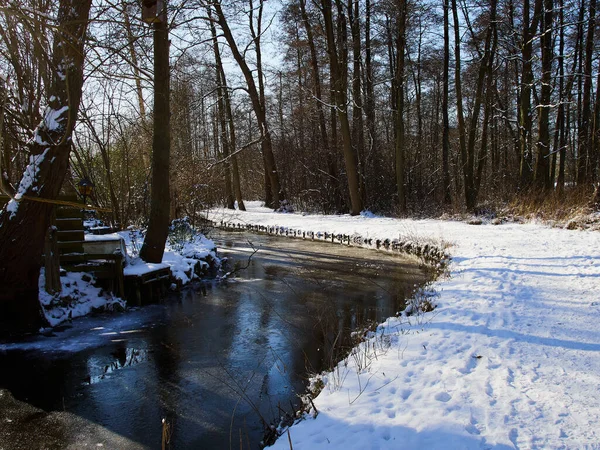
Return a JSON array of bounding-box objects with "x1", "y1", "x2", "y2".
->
[{"x1": 2, "y1": 0, "x2": 600, "y2": 222}]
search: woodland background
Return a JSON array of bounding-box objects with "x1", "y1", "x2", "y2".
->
[{"x1": 1, "y1": 0, "x2": 600, "y2": 225}]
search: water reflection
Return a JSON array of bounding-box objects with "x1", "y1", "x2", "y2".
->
[
  {"x1": 0, "y1": 231, "x2": 430, "y2": 449},
  {"x1": 86, "y1": 348, "x2": 150, "y2": 385}
]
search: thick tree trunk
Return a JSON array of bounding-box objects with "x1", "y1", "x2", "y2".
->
[
  {"x1": 0, "y1": 0, "x2": 92, "y2": 334},
  {"x1": 140, "y1": 6, "x2": 171, "y2": 263},
  {"x1": 348, "y1": 0, "x2": 367, "y2": 206}
]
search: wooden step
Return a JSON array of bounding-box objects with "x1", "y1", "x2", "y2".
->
[
  {"x1": 57, "y1": 230, "x2": 84, "y2": 242},
  {"x1": 56, "y1": 207, "x2": 83, "y2": 219},
  {"x1": 59, "y1": 253, "x2": 87, "y2": 264},
  {"x1": 67, "y1": 262, "x2": 119, "y2": 279},
  {"x1": 55, "y1": 218, "x2": 84, "y2": 231},
  {"x1": 58, "y1": 241, "x2": 85, "y2": 254},
  {"x1": 60, "y1": 253, "x2": 123, "y2": 263}
]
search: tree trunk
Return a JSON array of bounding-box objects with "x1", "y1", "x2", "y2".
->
[
  {"x1": 553, "y1": 0, "x2": 565, "y2": 191},
  {"x1": 210, "y1": 16, "x2": 235, "y2": 209},
  {"x1": 519, "y1": 0, "x2": 543, "y2": 187},
  {"x1": 348, "y1": 0, "x2": 367, "y2": 206},
  {"x1": 394, "y1": 0, "x2": 408, "y2": 213},
  {"x1": 0, "y1": 0, "x2": 92, "y2": 334},
  {"x1": 442, "y1": 0, "x2": 452, "y2": 204},
  {"x1": 451, "y1": 0, "x2": 469, "y2": 207},
  {"x1": 321, "y1": 0, "x2": 363, "y2": 215},
  {"x1": 298, "y1": 0, "x2": 341, "y2": 212},
  {"x1": 214, "y1": 1, "x2": 285, "y2": 209},
  {"x1": 140, "y1": 4, "x2": 171, "y2": 263},
  {"x1": 364, "y1": 0, "x2": 377, "y2": 179},
  {"x1": 475, "y1": 9, "x2": 498, "y2": 196},
  {"x1": 534, "y1": 0, "x2": 553, "y2": 190},
  {"x1": 44, "y1": 217, "x2": 61, "y2": 295},
  {"x1": 578, "y1": 0, "x2": 596, "y2": 183}
]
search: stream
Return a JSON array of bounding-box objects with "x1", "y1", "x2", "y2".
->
[{"x1": 0, "y1": 231, "x2": 431, "y2": 449}]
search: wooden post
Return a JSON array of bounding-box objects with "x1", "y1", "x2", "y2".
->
[
  {"x1": 114, "y1": 251, "x2": 125, "y2": 298},
  {"x1": 44, "y1": 221, "x2": 61, "y2": 294}
]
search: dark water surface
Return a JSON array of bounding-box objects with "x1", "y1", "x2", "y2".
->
[{"x1": 0, "y1": 232, "x2": 430, "y2": 449}]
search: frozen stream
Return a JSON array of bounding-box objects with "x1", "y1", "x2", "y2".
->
[{"x1": 0, "y1": 231, "x2": 431, "y2": 449}]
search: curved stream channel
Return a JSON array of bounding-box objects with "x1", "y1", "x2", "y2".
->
[{"x1": 0, "y1": 231, "x2": 431, "y2": 449}]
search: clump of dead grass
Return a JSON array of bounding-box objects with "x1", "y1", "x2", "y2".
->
[{"x1": 500, "y1": 186, "x2": 600, "y2": 230}]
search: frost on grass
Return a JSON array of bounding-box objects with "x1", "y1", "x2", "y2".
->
[{"x1": 39, "y1": 269, "x2": 125, "y2": 328}]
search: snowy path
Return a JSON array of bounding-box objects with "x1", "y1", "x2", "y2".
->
[{"x1": 209, "y1": 203, "x2": 600, "y2": 449}]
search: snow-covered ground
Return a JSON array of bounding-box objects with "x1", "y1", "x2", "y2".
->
[
  {"x1": 119, "y1": 229, "x2": 217, "y2": 285},
  {"x1": 209, "y1": 202, "x2": 600, "y2": 449},
  {"x1": 40, "y1": 269, "x2": 125, "y2": 327}
]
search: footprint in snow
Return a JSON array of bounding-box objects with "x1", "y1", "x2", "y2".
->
[{"x1": 435, "y1": 392, "x2": 452, "y2": 402}]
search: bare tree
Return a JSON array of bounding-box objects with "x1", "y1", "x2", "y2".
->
[
  {"x1": 0, "y1": 0, "x2": 93, "y2": 333},
  {"x1": 140, "y1": 0, "x2": 171, "y2": 263}
]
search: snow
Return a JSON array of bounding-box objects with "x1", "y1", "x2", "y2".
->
[
  {"x1": 122, "y1": 259, "x2": 169, "y2": 276},
  {"x1": 39, "y1": 269, "x2": 125, "y2": 328},
  {"x1": 208, "y1": 201, "x2": 600, "y2": 449},
  {"x1": 4, "y1": 149, "x2": 50, "y2": 219},
  {"x1": 44, "y1": 105, "x2": 68, "y2": 131},
  {"x1": 84, "y1": 233, "x2": 122, "y2": 242},
  {"x1": 36, "y1": 228, "x2": 216, "y2": 328},
  {"x1": 118, "y1": 230, "x2": 217, "y2": 284}
]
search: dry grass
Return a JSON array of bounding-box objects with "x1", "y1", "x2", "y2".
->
[
  {"x1": 435, "y1": 186, "x2": 600, "y2": 230},
  {"x1": 499, "y1": 186, "x2": 600, "y2": 229}
]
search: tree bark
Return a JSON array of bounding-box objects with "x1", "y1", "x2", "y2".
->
[
  {"x1": 298, "y1": 0, "x2": 341, "y2": 212},
  {"x1": 209, "y1": 15, "x2": 235, "y2": 209},
  {"x1": 442, "y1": 0, "x2": 452, "y2": 204},
  {"x1": 140, "y1": 3, "x2": 171, "y2": 263},
  {"x1": 519, "y1": 0, "x2": 543, "y2": 187},
  {"x1": 534, "y1": 0, "x2": 553, "y2": 190},
  {"x1": 394, "y1": 0, "x2": 407, "y2": 213},
  {"x1": 0, "y1": 0, "x2": 92, "y2": 334},
  {"x1": 348, "y1": 0, "x2": 367, "y2": 206},
  {"x1": 321, "y1": 0, "x2": 363, "y2": 215},
  {"x1": 451, "y1": 0, "x2": 469, "y2": 207},
  {"x1": 577, "y1": 0, "x2": 596, "y2": 183}
]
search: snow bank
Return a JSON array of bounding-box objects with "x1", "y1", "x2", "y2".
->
[
  {"x1": 38, "y1": 227, "x2": 217, "y2": 328},
  {"x1": 209, "y1": 202, "x2": 600, "y2": 448},
  {"x1": 118, "y1": 230, "x2": 217, "y2": 285},
  {"x1": 39, "y1": 270, "x2": 125, "y2": 328}
]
